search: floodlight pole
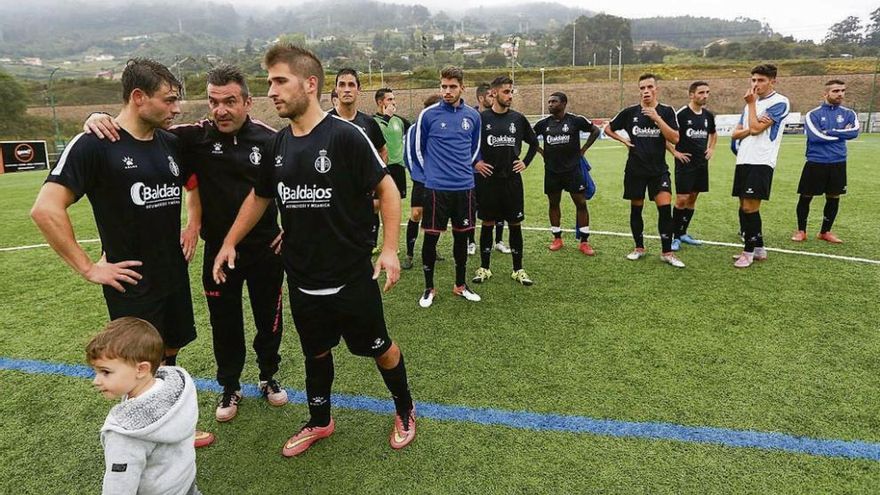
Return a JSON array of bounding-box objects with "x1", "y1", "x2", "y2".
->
[
  {"x1": 540, "y1": 67, "x2": 546, "y2": 117},
  {"x1": 868, "y1": 55, "x2": 879, "y2": 133},
  {"x1": 618, "y1": 43, "x2": 624, "y2": 108},
  {"x1": 608, "y1": 48, "x2": 612, "y2": 80},
  {"x1": 49, "y1": 67, "x2": 61, "y2": 150}
]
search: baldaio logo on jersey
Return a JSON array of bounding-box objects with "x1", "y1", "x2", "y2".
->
[
  {"x1": 631, "y1": 126, "x2": 661, "y2": 138},
  {"x1": 130, "y1": 182, "x2": 181, "y2": 209},
  {"x1": 487, "y1": 135, "x2": 516, "y2": 147},
  {"x1": 546, "y1": 135, "x2": 571, "y2": 145},
  {"x1": 685, "y1": 128, "x2": 709, "y2": 139},
  {"x1": 277, "y1": 182, "x2": 332, "y2": 209}
]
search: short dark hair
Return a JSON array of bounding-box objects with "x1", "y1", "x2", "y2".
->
[
  {"x1": 549, "y1": 91, "x2": 567, "y2": 104},
  {"x1": 121, "y1": 58, "x2": 181, "y2": 104},
  {"x1": 440, "y1": 66, "x2": 464, "y2": 85},
  {"x1": 263, "y1": 43, "x2": 325, "y2": 94},
  {"x1": 86, "y1": 317, "x2": 165, "y2": 375},
  {"x1": 375, "y1": 87, "x2": 393, "y2": 104},
  {"x1": 335, "y1": 68, "x2": 360, "y2": 88},
  {"x1": 330, "y1": 90, "x2": 338, "y2": 99},
  {"x1": 751, "y1": 64, "x2": 778, "y2": 79},
  {"x1": 424, "y1": 94, "x2": 441, "y2": 108},
  {"x1": 476, "y1": 83, "x2": 490, "y2": 98},
  {"x1": 206, "y1": 64, "x2": 249, "y2": 98},
  {"x1": 638, "y1": 73, "x2": 657, "y2": 83},
  {"x1": 490, "y1": 75, "x2": 513, "y2": 88},
  {"x1": 688, "y1": 81, "x2": 709, "y2": 93},
  {"x1": 825, "y1": 79, "x2": 846, "y2": 86}
]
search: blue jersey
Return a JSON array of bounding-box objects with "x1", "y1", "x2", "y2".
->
[
  {"x1": 403, "y1": 125, "x2": 425, "y2": 183},
  {"x1": 804, "y1": 102, "x2": 859, "y2": 164},
  {"x1": 414, "y1": 99, "x2": 481, "y2": 191}
]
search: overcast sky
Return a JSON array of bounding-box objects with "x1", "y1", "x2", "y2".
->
[
  {"x1": 582, "y1": 1, "x2": 876, "y2": 42},
  {"x1": 235, "y1": 0, "x2": 876, "y2": 42}
]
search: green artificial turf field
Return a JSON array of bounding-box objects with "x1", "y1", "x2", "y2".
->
[{"x1": 1, "y1": 134, "x2": 879, "y2": 494}]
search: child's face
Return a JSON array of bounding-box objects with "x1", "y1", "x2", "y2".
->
[{"x1": 91, "y1": 357, "x2": 142, "y2": 399}]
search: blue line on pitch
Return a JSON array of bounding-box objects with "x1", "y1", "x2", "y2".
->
[{"x1": 3, "y1": 356, "x2": 879, "y2": 462}]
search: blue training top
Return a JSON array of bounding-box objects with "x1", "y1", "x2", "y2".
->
[
  {"x1": 804, "y1": 102, "x2": 860, "y2": 164},
  {"x1": 414, "y1": 98, "x2": 481, "y2": 191}
]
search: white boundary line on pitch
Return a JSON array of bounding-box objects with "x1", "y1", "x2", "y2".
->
[
  {"x1": 0, "y1": 238, "x2": 100, "y2": 252},
  {"x1": 517, "y1": 225, "x2": 880, "y2": 265},
  {"x1": 3, "y1": 230, "x2": 879, "y2": 266}
]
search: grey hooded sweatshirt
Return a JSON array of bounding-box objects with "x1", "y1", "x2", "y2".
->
[{"x1": 100, "y1": 366, "x2": 197, "y2": 495}]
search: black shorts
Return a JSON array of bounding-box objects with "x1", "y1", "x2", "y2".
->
[
  {"x1": 387, "y1": 164, "x2": 407, "y2": 199},
  {"x1": 476, "y1": 176, "x2": 525, "y2": 223},
  {"x1": 545, "y1": 168, "x2": 588, "y2": 195},
  {"x1": 797, "y1": 161, "x2": 847, "y2": 196},
  {"x1": 623, "y1": 171, "x2": 672, "y2": 201},
  {"x1": 410, "y1": 180, "x2": 426, "y2": 208},
  {"x1": 105, "y1": 283, "x2": 197, "y2": 349},
  {"x1": 288, "y1": 275, "x2": 392, "y2": 358},
  {"x1": 732, "y1": 164, "x2": 774, "y2": 200},
  {"x1": 674, "y1": 160, "x2": 709, "y2": 194},
  {"x1": 422, "y1": 188, "x2": 477, "y2": 233}
]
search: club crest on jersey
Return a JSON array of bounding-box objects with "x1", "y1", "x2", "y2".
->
[
  {"x1": 509, "y1": 122, "x2": 516, "y2": 134},
  {"x1": 122, "y1": 156, "x2": 136, "y2": 169},
  {"x1": 461, "y1": 118, "x2": 472, "y2": 130},
  {"x1": 836, "y1": 114, "x2": 845, "y2": 124},
  {"x1": 486, "y1": 124, "x2": 492, "y2": 130},
  {"x1": 440, "y1": 122, "x2": 447, "y2": 129},
  {"x1": 249, "y1": 147, "x2": 262, "y2": 165},
  {"x1": 275, "y1": 155, "x2": 283, "y2": 167},
  {"x1": 212, "y1": 142, "x2": 223, "y2": 154},
  {"x1": 168, "y1": 156, "x2": 180, "y2": 177},
  {"x1": 562, "y1": 123, "x2": 569, "y2": 132},
  {"x1": 314, "y1": 149, "x2": 332, "y2": 173},
  {"x1": 704, "y1": 118, "x2": 708, "y2": 127}
]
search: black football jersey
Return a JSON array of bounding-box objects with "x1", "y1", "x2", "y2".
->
[
  {"x1": 674, "y1": 105, "x2": 716, "y2": 163},
  {"x1": 171, "y1": 117, "x2": 280, "y2": 248},
  {"x1": 45, "y1": 129, "x2": 190, "y2": 301},
  {"x1": 478, "y1": 109, "x2": 538, "y2": 180},
  {"x1": 255, "y1": 114, "x2": 388, "y2": 290},
  {"x1": 328, "y1": 108, "x2": 386, "y2": 152},
  {"x1": 533, "y1": 113, "x2": 598, "y2": 174},
  {"x1": 608, "y1": 104, "x2": 678, "y2": 175}
]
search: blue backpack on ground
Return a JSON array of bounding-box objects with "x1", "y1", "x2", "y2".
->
[
  {"x1": 580, "y1": 156, "x2": 596, "y2": 200},
  {"x1": 575, "y1": 156, "x2": 597, "y2": 239}
]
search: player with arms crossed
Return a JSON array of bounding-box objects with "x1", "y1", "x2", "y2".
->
[{"x1": 792, "y1": 79, "x2": 859, "y2": 243}]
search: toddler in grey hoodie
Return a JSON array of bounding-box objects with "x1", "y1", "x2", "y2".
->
[{"x1": 87, "y1": 317, "x2": 201, "y2": 495}]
